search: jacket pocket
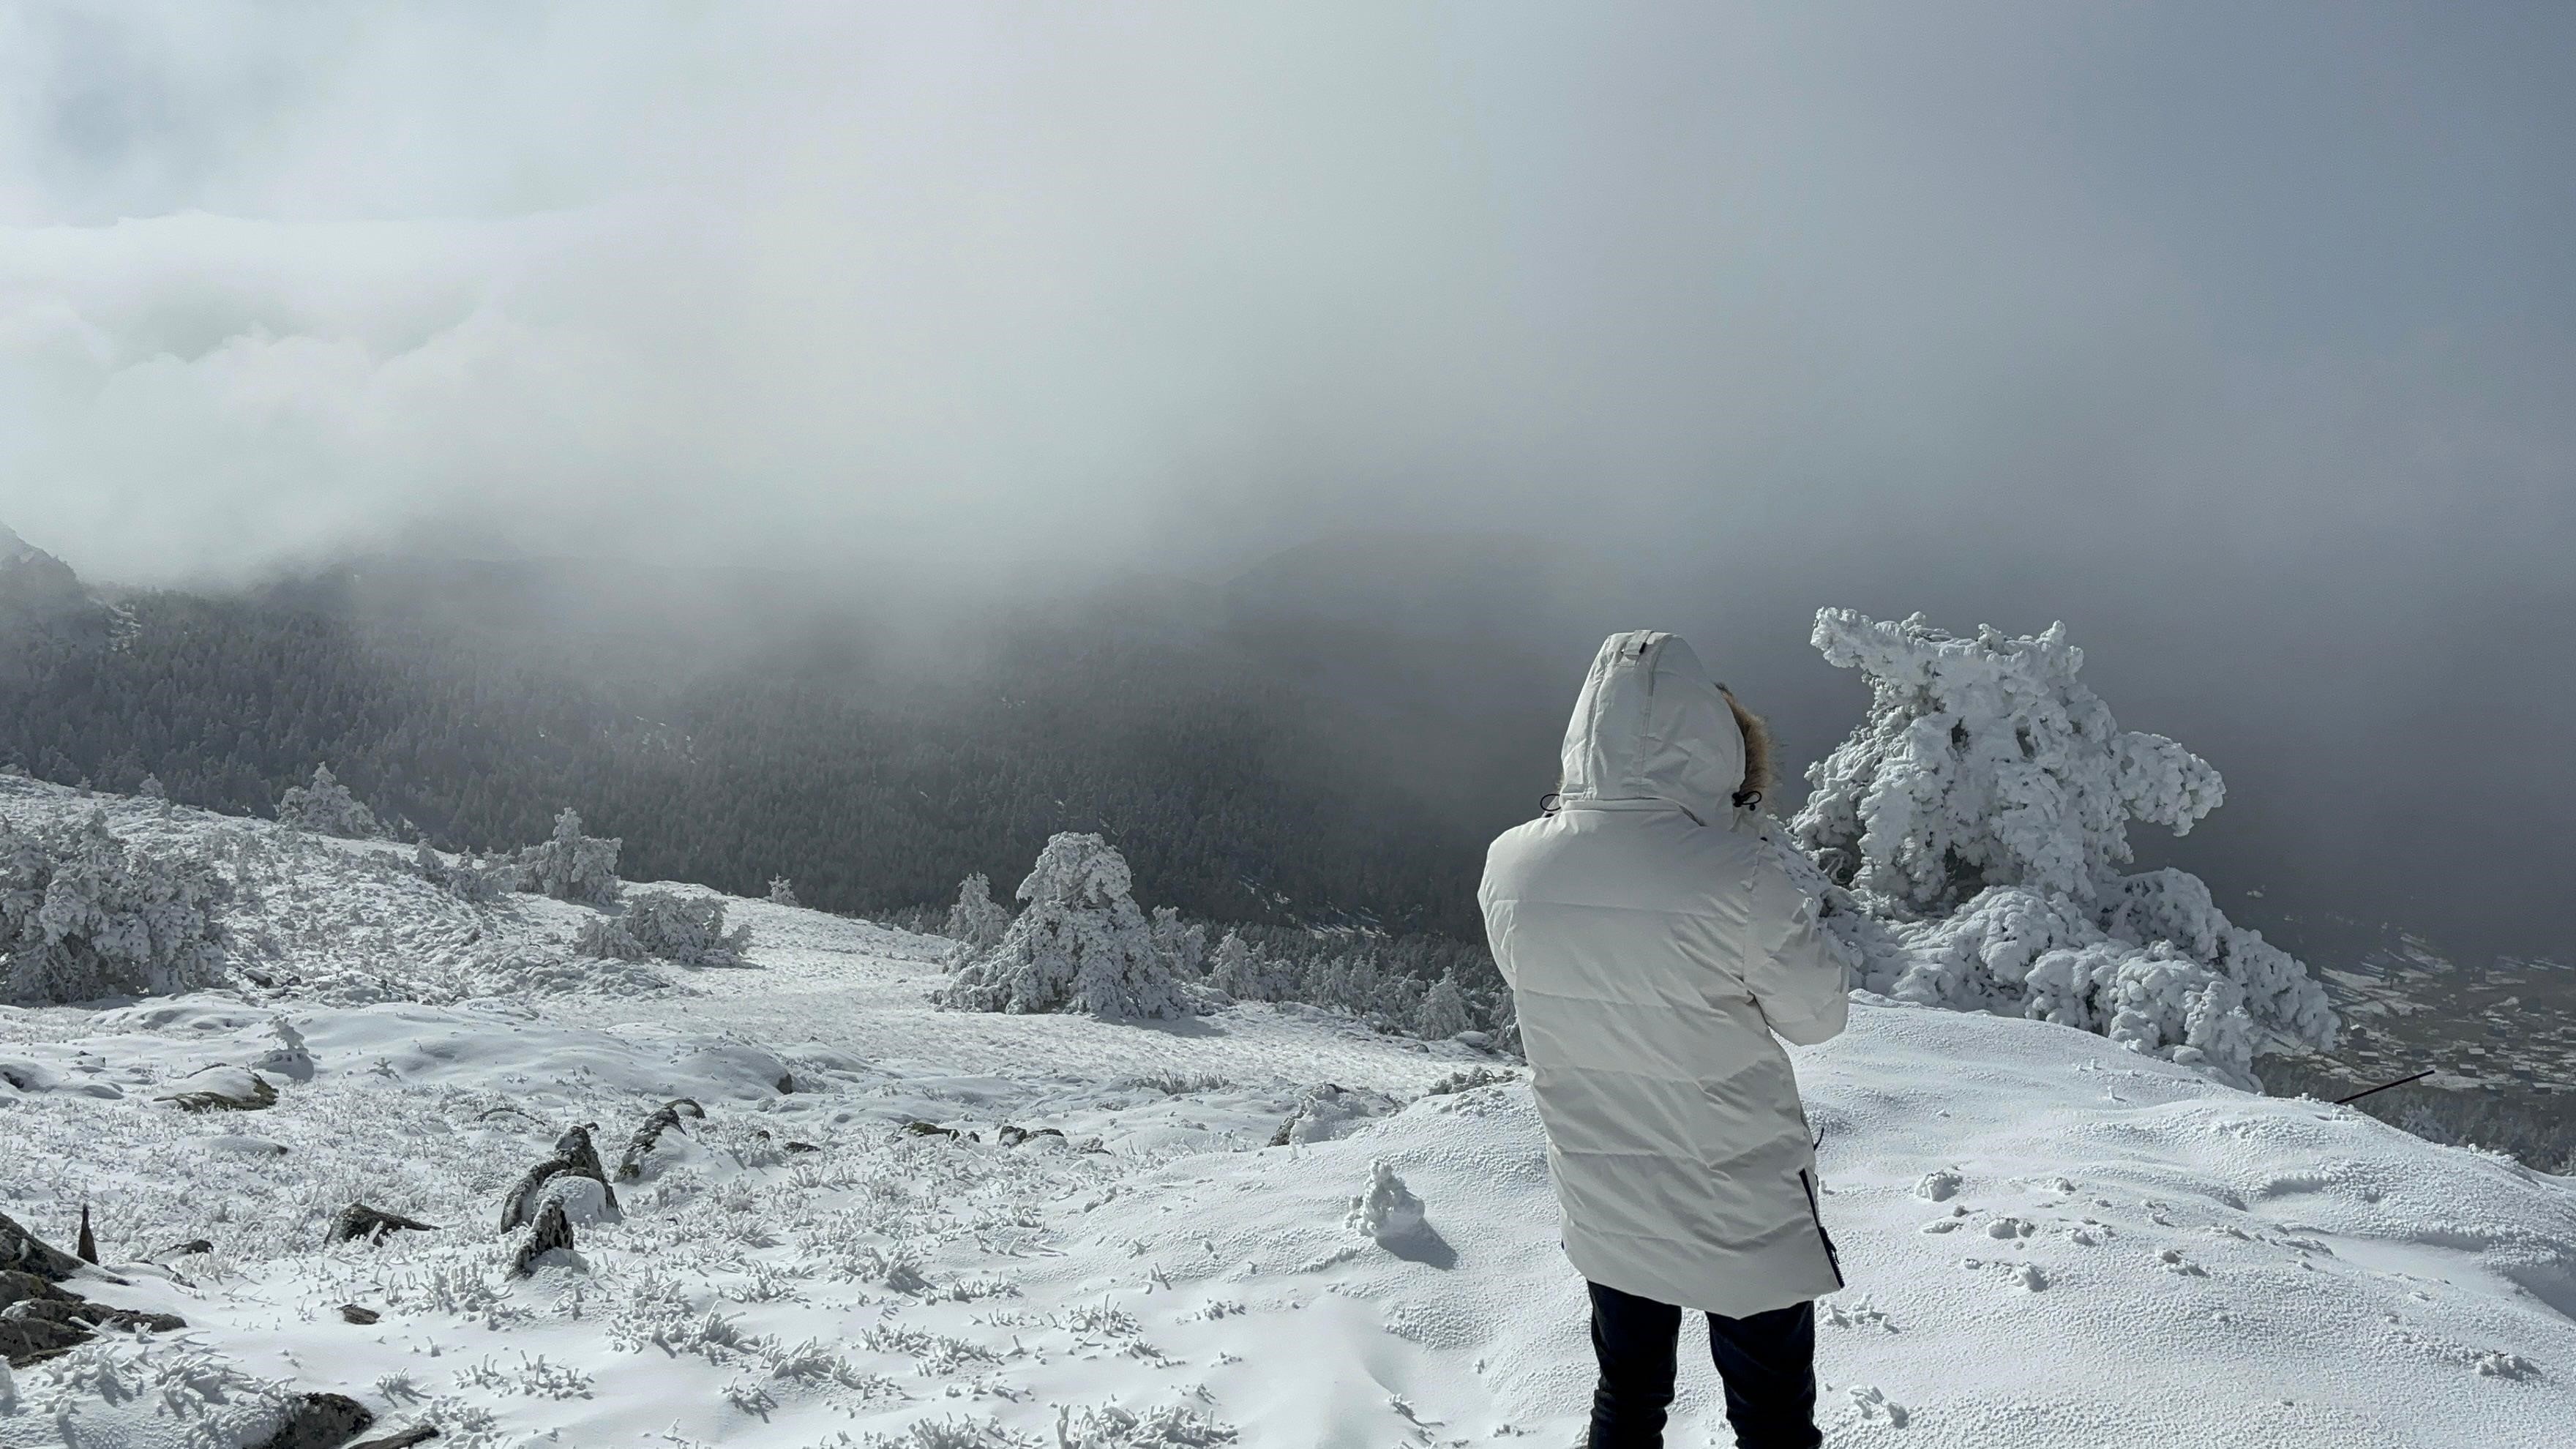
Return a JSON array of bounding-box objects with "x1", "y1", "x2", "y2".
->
[{"x1": 1798, "y1": 1168, "x2": 1844, "y2": 1289}]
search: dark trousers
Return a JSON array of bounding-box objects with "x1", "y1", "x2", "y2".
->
[{"x1": 1585, "y1": 1281, "x2": 1820, "y2": 1449}]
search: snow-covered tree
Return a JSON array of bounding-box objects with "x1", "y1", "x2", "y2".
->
[
  {"x1": 1413, "y1": 971, "x2": 1472, "y2": 1039},
  {"x1": 1207, "y1": 929, "x2": 1295, "y2": 1001},
  {"x1": 768, "y1": 877, "x2": 799, "y2": 907},
  {"x1": 1150, "y1": 905, "x2": 1208, "y2": 979},
  {"x1": 942, "y1": 872, "x2": 1011, "y2": 954},
  {"x1": 136, "y1": 774, "x2": 165, "y2": 801},
  {"x1": 1790, "y1": 609, "x2": 2333, "y2": 1087},
  {"x1": 0, "y1": 812, "x2": 231, "y2": 1003},
  {"x1": 940, "y1": 833, "x2": 1188, "y2": 1020},
  {"x1": 512, "y1": 808, "x2": 623, "y2": 907},
  {"x1": 274, "y1": 763, "x2": 385, "y2": 840}
]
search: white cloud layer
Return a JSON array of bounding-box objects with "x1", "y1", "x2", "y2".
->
[{"x1": 0, "y1": 1, "x2": 2569, "y2": 591}]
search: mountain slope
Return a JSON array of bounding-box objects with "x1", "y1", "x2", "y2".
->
[{"x1": 0, "y1": 776, "x2": 2568, "y2": 1447}]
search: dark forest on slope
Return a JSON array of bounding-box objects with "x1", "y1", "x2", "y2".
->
[{"x1": 0, "y1": 547, "x2": 1530, "y2": 940}]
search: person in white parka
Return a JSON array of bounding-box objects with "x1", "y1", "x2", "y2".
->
[{"x1": 1478, "y1": 631, "x2": 1849, "y2": 1449}]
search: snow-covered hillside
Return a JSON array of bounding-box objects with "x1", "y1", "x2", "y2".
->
[{"x1": 1, "y1": 776, "x2": 2571, "y2": 1448}]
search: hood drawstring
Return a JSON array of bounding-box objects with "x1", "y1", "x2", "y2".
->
[{"x1": 1539, "y1": 791, "x2": 1563, "y2": 817}]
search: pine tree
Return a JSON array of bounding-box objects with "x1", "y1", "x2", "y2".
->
[
  {"x1": 1414, "y1": 971, "x2": 1472, "y2": 1039},
  {"x1": 943, "y1": 872, "x2": 1011, "y2": 953},
  {"x1": 940, "y1": 833, "x2": 1188, "y2": 1020}
]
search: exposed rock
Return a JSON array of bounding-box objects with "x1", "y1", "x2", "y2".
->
[
  {"x1": 157, "y1": 1066, "x2": 279, "y2": 1112},
  {"x1": 996, "y1": 1124, "x2": 1066, "y2": 1147},
  {"x1": 0, "y1": 1283, "x2": 187, "y2": 1367},
  {"x1": 534, "y1": 1175, "x2": 618, "y2": 1227},
  {"x1": 902, "y1": 1120, "x2": 980, "y2": 1142},
  {"x1": 0, "y1": 1270, "x2": 78, "y2": 1312},
  {"x1": 75, "y1": 1205, "x2": 95, "y2": 1264},
  {"x1": 330, "y1": 1204, "x2": 440, "y2": 1246},
  {"x1": 339, "y1": 1303, "x2": 381, "y2": 1325},
  {"x1": 501, "y1": 1124, "x2": 620, "y2": 1232},
  {"x1": 1267, "y1": 1083, "x2": 1397, "y2": 1146},
  {"x1": 348, "y1": 1429, "x2": 443, "y2": 1449},
  {"x1": 0, "y1": 1210, "x2": 88, "y2": 1283},
  {"x1": 509, "y1": 1199, "x2": 577, "y2": 1278},
  {"x1": 614, "y1": 1098, "x2": 704, "y2": 1182},
  {"x1": 252, "y1": 1391, "x2": 375, "y2": 1449}
]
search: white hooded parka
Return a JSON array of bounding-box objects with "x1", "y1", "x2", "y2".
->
[{"x1": 1478, "y1": 631, "x2": 1850, "y2": 1317}]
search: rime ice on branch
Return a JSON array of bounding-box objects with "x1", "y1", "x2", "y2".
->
[{"x1": 1790, "y1": 609, "x2": 2332, "y2": 1087}]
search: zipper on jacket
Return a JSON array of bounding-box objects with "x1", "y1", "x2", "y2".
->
[{"x1": 1798, "y1": 1169, "x2": 1844, "y2": 1289}]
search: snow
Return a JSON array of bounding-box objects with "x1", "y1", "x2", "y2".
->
[
  {"x1": 0, "y1": 774, "x2": 2569, "y2": 1447},
  {"x1": 1791, "y1": 610, "x2": 2336, "y2": 1088}
]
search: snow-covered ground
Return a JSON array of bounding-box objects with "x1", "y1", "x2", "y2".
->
[{"x1": 3, "y1": 777, "x2": 2572, "y2": 1448}]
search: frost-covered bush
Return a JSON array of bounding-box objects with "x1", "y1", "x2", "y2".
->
[
  {"x1": 940, "y1": 833, "x2": 1188, "y2": 1019},
  {"x1": 511, "y1": 808, "x2": 623, "y2": 907},
  {"x1": 1347, "y1": 1161, "x2": 1426, "y2": 1242},
  {"x1": 768, "y1": 876, "x2": 799, "y2": 907},
  {"x1": 579, "y1": 891, "x2": 753, "y2": 967},
  {"x1": 411, "y1": 841, "x2": 511, "y2": 903},
  {"x1": 942, "y1": 872, "x2": 1011, "y2": 954},
  {"x1": 0, "y1": 811, "x2": 232, "y2": 1003},
  {"x1": 1150, "y1": 905, "x2": 1207, "y2": 979},
  {"x1": 1789, "y1": 609, "x2": 2333, "y2": 1087},
  {"x1": 274, "y1": 763, "x2": 385, "y2": 839}
]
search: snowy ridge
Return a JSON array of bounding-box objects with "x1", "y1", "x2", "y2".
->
[{"x1": 0, "y1": 777, "x2": 2571, "y2": 1446}]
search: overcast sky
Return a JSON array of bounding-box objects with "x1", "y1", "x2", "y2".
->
[{"x1": 3, "y1": 1, "x2": 2570, "y2": 958}]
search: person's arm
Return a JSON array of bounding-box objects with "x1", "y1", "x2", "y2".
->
[{"x1": 1738, "y1": 854, "x2": 1851, "y2": 1045}]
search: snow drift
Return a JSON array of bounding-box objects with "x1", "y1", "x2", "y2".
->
[{"x1": 0, "y1": 774, "x2": 2566, "y2": 1448}]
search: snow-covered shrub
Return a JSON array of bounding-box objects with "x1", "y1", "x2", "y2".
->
[
  {"x1": 574, "y1": 915, "x2": 648, "y2": 961},
  {"x1": 274, "y1": 763, "x2": 385, "y2": 839},
  {"x1": 1267, "y1": 1083, "x2": 1399, "y2": 1145},
  {"x1": 410, "y1": 841, "x2": 510, "y2": 903},
  {"x1": 940, "y1": 833, "x2": 1188, "y2": 1020},
  {"x1": 615, "y1": 891, "x2": 754, "y2": 967},
  {"x1": 768, "y1": 876, "x2": 799, "y2": 907},
  {"x1": 0, "y1": 811, "x2": 232, "y2": 1003},
  {"x1": 512, "y1": 808, "x2": 623, "y2": 907},
  {"x1": 1150, "y1": 905, "x2": 1208, "y2": 979},
  {"x1": 1347, "y1": 1161, "x2": 1426, "y2": 1242},
  {"x1": 943, "y1": 872, "x2": 1011, "y2": 954},
  {"x1": 1790, "y1": 609, "x2": 2333, "y2": 1087}
]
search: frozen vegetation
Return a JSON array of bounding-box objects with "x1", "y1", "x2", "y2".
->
[
  {"x1": 273, "y1": 764, "x2": 386, "y2": 841},
  {"x1": 576, "y1": 891, "x2": 755, "y2": 968},
  {"x1": 1792, "y1": 609, "x2": 2336, "y2": 1088},
  {"x1": 939, "y1": 833, "x2": 1191, "y2": 1021},
  {"x1": 0, "y1": 771, "x2": 2564, "y2": 1448},
  {"x1": 0, "y1": 810, "x2": 231, "y2": 1004},
  {"x1": 509, "y1": 809, "x2": 624, "y2": 908}
]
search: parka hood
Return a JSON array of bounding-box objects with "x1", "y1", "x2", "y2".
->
[{"x1": 1557, "y1": 630, "x2": 1744, "y2": 823}]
